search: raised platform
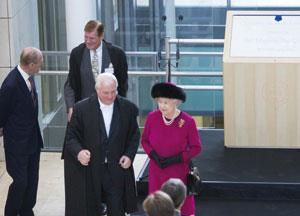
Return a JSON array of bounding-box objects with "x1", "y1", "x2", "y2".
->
[{"x1": 136, "y1": 130, "x2": 300, "y2": 200}]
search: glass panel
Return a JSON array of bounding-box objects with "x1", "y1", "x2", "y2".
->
[
  {"x1": 172, "y1": 44, "x2": 223, "y2": 71},
  {"x1": 175, "y1": 0, "x2": 227, "y2": 7},
  {"x1": 175, "y1": 6, "x2": 226, "y2": 39},
  {"x1": 127, "y1": 54, "x2": 158, "y2": 71},
  {"x1": 36, "y1": 73, "x2": 68, "y2": 151},
  {"x1": 180, "y1": 89, "x2": 223, "y2": 128},
  {"x1": 136, "y1": 0, "x2": 149, "y2": 7}
]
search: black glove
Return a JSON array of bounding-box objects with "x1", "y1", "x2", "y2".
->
[
  {"x1": 161, "y1": 153, "x2": 182, "y2": 168},
  {"x1": 150, "y1": 150, "x2": 164, "y2": 168}
]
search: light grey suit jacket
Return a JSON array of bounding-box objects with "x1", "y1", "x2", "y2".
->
[{"x1": 64, "y1": 42, "x2": 111, "y2": 110}]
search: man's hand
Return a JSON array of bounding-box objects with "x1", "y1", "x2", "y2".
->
[
  {"x1": 67, "y1": 107, "x2": 73, "y2": 122},
  {"x1": 119, "y1": 155, "x2": 132, "y2": 169},
  {"x1": 77, "y1": 149, "x2": 91, "y2": 166}
]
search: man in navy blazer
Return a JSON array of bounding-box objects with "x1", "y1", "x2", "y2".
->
[{"x1": 0, "y1": 47, "x2": 44, "y2": 216}]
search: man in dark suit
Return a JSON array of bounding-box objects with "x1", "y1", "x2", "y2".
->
[
  {"x1": 65, "y1": 73, "x2": 140, "y2": 216},
  {"x1": 0, "y1": 47, "x2": 44, "y2": 216},
  {"x1": 64, "y1": 19, "x2": 128, "y2": 122}
]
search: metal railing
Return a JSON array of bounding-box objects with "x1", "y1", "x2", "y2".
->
[
  {"x1": 39, "y1": 70, "x2": 224, "y2": 92},
  {"x1": 41, "y1": 38, "x2": 224, "y2": 92},
  {"x1": 40, "y1": 70, "x2": 223, "y2": 77},
  {"x1": 39, "y1": 39, "x2": 224, "y2": 149},
  {"x1": 164, "y1": 37, "x2": 224, "y2": 83}
]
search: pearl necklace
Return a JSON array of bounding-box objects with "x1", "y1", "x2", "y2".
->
[{"x1": 162, "y1": 109, "x2": 180, "y2": 126}]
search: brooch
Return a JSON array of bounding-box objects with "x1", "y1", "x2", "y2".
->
[{"x1": 178, "y1": 119, "x2": 185, "y2": 128}]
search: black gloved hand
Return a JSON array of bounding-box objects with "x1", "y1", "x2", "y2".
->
[
  {"x1": 161, "y1": 153, "x2": 182, "y2": 168},
  {"x1": 150, "y1": 150, "x2": 164, "y2": 168}
]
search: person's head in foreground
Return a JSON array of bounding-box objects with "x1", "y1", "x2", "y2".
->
[
  {"x1": 161, "y1": 178, "x2": 187, "y2": 210},
  {"x1": 143, "y1": 191, "x2": 175, "y2": 216}
]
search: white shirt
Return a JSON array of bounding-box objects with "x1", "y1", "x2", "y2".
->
[
  {"x1": 98, "y1": 99, "x2": 114, "y2": 136},
  {"x1": 18, "y1": 65, "x2": 31, "y2": 91},
  {"x1": 90, "y1": 42, "x2": 103, "y2": 73}
]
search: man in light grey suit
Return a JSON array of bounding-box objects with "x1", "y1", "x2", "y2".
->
[{"x1": 64, "y1": 20, "x2": 128, "y2": 122}]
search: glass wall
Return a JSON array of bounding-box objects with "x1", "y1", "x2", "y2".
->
[{"x1": 97, "y1": 0, "x2": 226, "y2": 128}]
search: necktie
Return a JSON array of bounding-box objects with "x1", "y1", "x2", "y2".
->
[
  {"x1": 91, "y1": 50, "x2": 99, "y2": 79},
  {"x1": 28, "y1": 76, "x2": 37, "y2": 107}
]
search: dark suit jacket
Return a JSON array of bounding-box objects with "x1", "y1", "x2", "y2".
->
[
  {"x1": 0, "y1": 67, "x2": 43, "y2": 154},
  {"x1": 64, "y1": 95, "x2": 140, "y2": 215},
  {"x1": 68, "y1": 41, "x2": 128, "y2": 101}
]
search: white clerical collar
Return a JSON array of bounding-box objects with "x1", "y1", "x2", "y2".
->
[
  {"x1": 98, "y1": 99, "x2": 114, "y2": 109},
  {"x1": 18, "y1": 65, "x2": 30, "y2": 81}
]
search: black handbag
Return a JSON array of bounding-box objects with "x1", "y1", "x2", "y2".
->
[{"x1": 187, "y1": 161, "x2": 202, "y2": 195}]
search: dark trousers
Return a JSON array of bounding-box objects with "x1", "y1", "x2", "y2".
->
[
  {"x1": 102, "y1": 164, "x2": 125, "y2": 216},
  {"x1": 4, "y1": 150, "x2": 40, "y2": 216}
]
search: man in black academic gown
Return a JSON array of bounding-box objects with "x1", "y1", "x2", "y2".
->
[{"x1": 64, "y1": 73, "x2": 140, "y2": 216}]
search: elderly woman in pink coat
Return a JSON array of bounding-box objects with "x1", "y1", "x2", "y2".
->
[{"x1": 142, "y1": 82, "x2": 202, "y2": 216}]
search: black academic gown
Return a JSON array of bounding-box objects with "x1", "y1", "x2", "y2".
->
[{"x1": 64, "y1": 95, "x2": 140, "y2": 216}]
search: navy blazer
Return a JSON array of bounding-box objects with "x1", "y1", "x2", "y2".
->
[{"x1": 0, "y1": 67, "x2": 43, "y2": 154}]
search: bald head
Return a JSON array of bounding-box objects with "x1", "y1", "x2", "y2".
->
[
  {"x1": 20, "y1": 47, "x2": 43, "y2": 66},
  {"x1": 19, "y1": 47, "x2": 43, "y2": 75}
]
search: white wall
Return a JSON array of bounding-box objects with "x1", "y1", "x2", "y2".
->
[
  {"x1": 0, "y1": 0, "x2": 40, "y2": 161},
  {"x1": 65, "y1": 0, "x2": 96, "y2": 51}
]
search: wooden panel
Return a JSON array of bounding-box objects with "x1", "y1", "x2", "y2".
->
[{"x1": 224, "y1": 63, "x2": 300, "y2": 148}]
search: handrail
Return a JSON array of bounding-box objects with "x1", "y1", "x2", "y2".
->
[
  {"x1": 178, "y1": 85, "x2": 223, "y2": 90},
  {"x1": 168, "y1": 38, "x2": 225, "y2": 44},
  {"x1": 41, "y1": 38, "x2": 225, "y2": 90},
  {"x1": 41, "y1": 50, "x2": 223, "y2": 56},
  {"x1": 39, "y1": 70, "x2": 223, "y2": 91},
  {"x1": 39, "y1": 70, "x2": 223, "y2": 77},
  {"x1": 165, "y1": 38, "x2": 224, "y2": 81},
  {"x1": 42, "y1": 51, "x2": 70, "y2": 56}
]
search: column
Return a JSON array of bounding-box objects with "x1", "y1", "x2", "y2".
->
[
  {"x1": 165, "y1": 0, "x2": 176, "y2": 38},
  {"x1": 65, "y1": 0, "x2": 96, "y2": 51}
]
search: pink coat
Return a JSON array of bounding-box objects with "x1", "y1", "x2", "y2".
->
[{"x1": 142, "y1": 110, "x2": 201, "y2": 216}]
